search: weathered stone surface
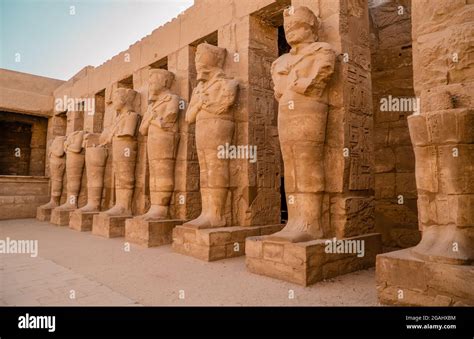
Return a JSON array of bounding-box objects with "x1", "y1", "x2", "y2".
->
[
  {"x1": 50, "y1": 208, "x2": 72, "y2": 226},
  {"x1": 173, "y1": 224, "x2": 283, "y2": 262},
  {"x1": 92, "y1": 213, "x2": 130, "y2": 238},
  {"x1": 376, "y1": 249, "x2": 474, "y2": 306},
  {"x1": 246, "y1": 233, "x2": 382, "y2": 286},
  {"x1": 125, "y1": 218, "x2": 185, "y2": 247},
  {"x1": 69, "y1": 210, "x2": 99, "y2": 232}
]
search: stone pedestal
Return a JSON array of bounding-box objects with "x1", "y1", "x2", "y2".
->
[
  {"x1": 36, "y1": 206, "x2": 53, "y2": 222},
  {"x1": 172, "y1": 224, "x2": 283, "y2": 262},
  {"x1": 246, "y1": 233, "x2": 382, "y2": 286},
  {"x1": 50, "y1": 208, "x2": 73, "y2": 226},
  {"x1": 69, "y1": 210, "x2": 99, "y2": 232},
  {"x1": 376, "y1": 249, "x2": 474, "y2": 306},
  {"x1": 92, "y1": 213, "x2": 130, "y2": 238},
  {"x1": 125, "y1": 218, "x2": 185, "y2": 247}
]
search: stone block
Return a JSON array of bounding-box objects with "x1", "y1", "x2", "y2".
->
[
  {"x1": 50, "y1": 208, "x2": 73, "y2": 226},
  {"x1": 36, "y1": 206, "x2": 52, "y2": 222},
  {"x1": 246, "y1": 233, "x2": 382, "y2": 286},
  {"x1": 376, "y1": 249, "x2": 474, "y2": 305},
  {"x1": 69, "y1": 210, "x2": 99, "y2": 232},
  {"x1": 92, "y1": 213, "x2": 130, "y2": 238},
  {"x1": 172, "y1": 224, "x2": 283, "y2": 262},
  {"x1": 125, "y1": 218, "x2": 184, "y2": 247}
]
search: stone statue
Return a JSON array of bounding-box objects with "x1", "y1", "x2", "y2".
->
[
  {"x1": 139, "y1": 69, "x2": 180, "y2": 220},
  {"x1": 101, "y1": 88, "x2": 139, "y2": 216},
  {"x1": 269, "y1": 6, "x2": 335, "y2": 242},
  {"x1": 408, "y1": 92, "x2": 474, "y2": 265},
  {"x1": 54, "y1": 129, "x2": 85, "y2": 211},
  {"x1": 183, "y1": 43, "x2": 239, "y2": 228},
  {"x1": 39, "y1": 136, "x2": 67, "y2": 209},
  {"x1": 77, "y1": 132, "x2": 108, "y2": 213}
]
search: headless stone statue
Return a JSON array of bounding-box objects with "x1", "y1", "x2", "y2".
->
[
  {"x1": 139, "y1": 69, "x2": 180, "y2": 220},
  {"x1": 39, "y1": 136, "x2": 67, "y2": 209},
  {"x1": 269, "y1": 6, "x2": 335, "y2": 242},
  {"x1": 184, "y1": 43, "x2": 239, "y2": 229},
  {"x1": 54, "y1": 129, "x2": 85, "y2": 211},
  {"x1": 101, "y1": 88, "x2": 139, "y2": 217},
  {"x1": 408, "y1": 91, "x2": 474, "y2": 265}
]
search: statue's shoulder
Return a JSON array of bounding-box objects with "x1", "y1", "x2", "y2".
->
[
  {"x1": 219, "y1": 76, "x2": 239, "y2": 91},
  {"x1": 273, "y1": 53, "x2": 290, "y2": 67},
  {"x1": 311, "y1": 42, "x2": 334, "y2": 53}
]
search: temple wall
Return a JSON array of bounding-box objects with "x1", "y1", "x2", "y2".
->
[
  {"x1": 369, "y1": 0, "x2": 420, "y2": 249},
  {"x1": 0, "y1": 69, "x2": 64, "y2": 219}
]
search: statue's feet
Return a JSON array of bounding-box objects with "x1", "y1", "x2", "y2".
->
[
  {"x1": 266, "y1": 229, "x2": 314, "y2": 243},
  {"x1": 411, "y1": 226, "x2": 473, "y2": 265},
  {"x1": 183, "y1": 212, "x2": 227, "y2": 229},
  {"x1": 78, "y1": 203, "x2": 99, "y2": 213},
  {"x1": 102, "y1": 205, "x2": 130, "y2": 217},
  {"x1": 39, "y1": 201, "x2": 57, "y2": 210},
  {"x1": 140, "y1": 205, "x2": 168, "y2": 221},
  {"x1": 266, "y1": 219, "x2": 322, "y2": 243}
]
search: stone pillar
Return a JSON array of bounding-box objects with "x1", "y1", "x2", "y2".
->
[
  {"x1": 219, "y1": 14, "x2": 282, "y2": 228},
  {"x1": 245, "y1": 1, "x2": 381, "y2": 286},
  {"x1": 376, "y1": 0, "x2": 474, "y2": 305},
  {"x1": 168, "y1": 46, "x2": 202, "y2": 221}
]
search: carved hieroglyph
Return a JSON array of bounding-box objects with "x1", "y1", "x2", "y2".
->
[
  {"x1": 101, "y1": 88, "x2": 139, "y2": 216},
  {"x1": 39, "y1": 136, "x2": 67, "y2": 209},
  {"x1": 139, "y1": 69, "x2": 180, "y2": 220},
  {"x1": 54, "y1": 128, "x2": 85, "y2": 211},
  {"x1": 268, "y1": 6, "x2": 335, "y2": 242},
  {"x1": 183, "y1": 43, "x2": 238, "y2": 228}
]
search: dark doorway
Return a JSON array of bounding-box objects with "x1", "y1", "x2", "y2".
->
[{"x1": 0, "y1": 120, "x2": 33, "y2": 175}]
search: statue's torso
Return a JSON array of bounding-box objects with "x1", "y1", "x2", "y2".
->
[{"x1": 272, "y1": 42, "x2": 334, "y2": 104}]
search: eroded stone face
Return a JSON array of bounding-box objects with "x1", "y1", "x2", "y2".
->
[
  {"x1": 138, "y1": 69, "x2": 180, "y2": 220},
  {"x1": 183, "y1": 43, "x2": 239, "y2": 229},
  {"x1": 267, "y1": 6, "x2": 336, "y2": 243}
]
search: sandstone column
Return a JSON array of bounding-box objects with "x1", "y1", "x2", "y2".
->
[{"x1": 376, "y1": 0, "x2": 474, "y2": 305}]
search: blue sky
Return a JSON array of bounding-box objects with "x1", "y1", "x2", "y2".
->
[{"x1": 0, "y1": 0, "x2": 194, "y2": 80}]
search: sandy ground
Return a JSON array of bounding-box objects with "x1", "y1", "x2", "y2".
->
[{"x1": 0, "y1": 218, "x2": 379, "y2": 306}]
